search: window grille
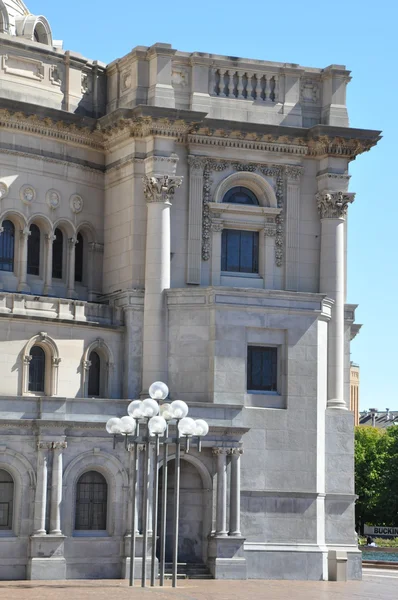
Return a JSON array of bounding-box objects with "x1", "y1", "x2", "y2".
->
[
  {"x1": 247, "y1": 346, "x2": 278, "y2": 392},
  {"x1": 75, "y1": 471, "x2": 107, "y2": 531},
  {"x1": 0, "y1": 220, "x2": 15, "y2": 272}
]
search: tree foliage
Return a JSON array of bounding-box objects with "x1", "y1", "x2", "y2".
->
[{"x1": 355, "y1": 425, "x2": 398, "y2": 530}]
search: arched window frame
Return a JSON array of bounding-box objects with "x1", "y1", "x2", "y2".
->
[
  {"x1": 208, "y1": 172, "x2": 282, "y2": 288},
  {"x1": 81, "y1": 339, "x2": 114, "y2": 398},
  {"x1": 222, "y1": 186, "x2": 259, "y2": 205},
  {"x1": 0, "y1": 449, "x2": 36, "y2": 538},
  {"x1": 75, "y1": 470, "x2": 108, "y2": 532},
  {"x1": 0, "y1": 1, "x2": 9, "y2": 34},
  {"x1": 62, "y1": 450, "x2": 128, "y2": 538},
  {"x1": 21, "y1": 333, "x2": 61, "y2": 396},
  {"x1": 0, "y1": 469, "x2": 14, "y2": 531},
  {"x1": 15, "y1": 15, "x2": 53, "y2": 46}
]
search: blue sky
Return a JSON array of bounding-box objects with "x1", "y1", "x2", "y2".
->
[{"x1": 28, "y1": 0, "x2": 397, "y2": 410}]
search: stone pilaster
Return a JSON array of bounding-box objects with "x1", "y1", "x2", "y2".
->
[
  {"x1": 141, "y1": 174, "x2": 182, "y2": 391},
  {"x1": 285, "y1": 166, "x2": 304, "y2": 291},
  {"x1": 316, "y1": 190, "x2": 355, "y2": 409}
]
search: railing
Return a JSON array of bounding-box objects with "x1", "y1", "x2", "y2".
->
[{"x1": 211, "y1": 69, "x2": 279, "y2": 102}]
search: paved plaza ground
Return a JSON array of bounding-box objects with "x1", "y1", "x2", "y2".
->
[{"x1": 0, "y1": 571, "x2": 396, "y2": 600}]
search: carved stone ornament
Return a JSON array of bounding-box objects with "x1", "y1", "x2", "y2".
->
[
  {"x1": 201, "y1": 158, "x2": 285, "y2": 267},
  {"x1": 316, "y1": 191, "x2": 355, "y2": 219},
  {"x1": 228, "y1": 447, "x2": 244, "y2": 456},
  {"x1": 143, "y1": 175, "x2": 183, "y2": 203},
  {"x1": 70, "y1": 194, "x2": 83, "y2": 214},
  {"x1": 212, "y1": 447, "x2": 229, "y2": 456},
  {"x1": 83, "y1": 360, "x2": 92, "y2": 371},
  {"x1": 20, "y1": 185, "x2": 36, "y2": 205},
  {"x1": 0, "y1": 181, "x2": 9, "y2": 200},
  {"x1": 46, "y1": 189, "x2": 60, "y2": 210}
]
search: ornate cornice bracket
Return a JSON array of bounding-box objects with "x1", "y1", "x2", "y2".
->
[
  {"x1": 143, "y1": 174, "x2": 183, "y2": 203},
  {"x1": 316, "y1": 191, "x2": 355, "y2": 219}
]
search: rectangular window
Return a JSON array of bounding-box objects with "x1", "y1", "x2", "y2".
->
[
  {"x1": 247, "y1": 346, "x2": 278, "y2": 392},
  {"x1": 221, "y1": 229, "x2": 259, "y2": 274}
]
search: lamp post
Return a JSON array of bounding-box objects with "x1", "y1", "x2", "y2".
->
[{"x1": 105, "y1": 382, "x2": 209, "y2": 588}]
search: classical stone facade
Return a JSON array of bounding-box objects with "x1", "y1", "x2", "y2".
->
[{"x1": 0, "y1": 1, "x2": 381, "y2": 582}]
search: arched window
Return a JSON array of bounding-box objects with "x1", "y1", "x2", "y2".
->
[
  {"x1": 75, "y1": 471, "x2": 107, "y2": 531},
  {"x1": 75, "y1": 232, "x2": 83, "y2": 283},
  {"x1": 0, "y1": 469, "x2": 14, "y2": 530},
  {"x1": 87, "y1": 351, "x2": 101, "y2": 396},
  {"x1": 52, "y1": 228, "x2": 63, "y2": 279},
  {"x1": 0, "y1": 220, "x2": 15, "y2": 272},
  {"x1": 27, "y1": 224, "x2": 40, "y2": 275},
  {"x1": 222, "y1": 187, "x2": 259, "y2": 205},
  {"x1": 29, "y1": 346, "x2": 46, "y2": 393}
]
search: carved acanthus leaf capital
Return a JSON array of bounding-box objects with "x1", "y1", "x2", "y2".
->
[
  {"x1": 228, "y1": 447, "x2": 244, "y2": 456},
  {"x1": 52, "y1": 441, "x2": 67, "y2": 450},
  {"x1": 188, "y1": 155, "x2": 206, "y2": 172},
  {"x1": 143, "y1": 175, "x2": 183, "y2": 203},
  {"x1": 316, "y1": 191, "x2": 355, "y2": 219},
  {"x1": 285, "y1": 165, "x2": 305, "y2": 180}
]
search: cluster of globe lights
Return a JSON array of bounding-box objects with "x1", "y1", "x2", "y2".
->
[{"x1": 105, "y1": 381, "x2": 209, "y2": 444}]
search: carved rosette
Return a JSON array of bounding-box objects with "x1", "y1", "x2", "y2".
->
[
  {"x1": 316, "y1": 191, "x2": 355, "y2": 219},
  {"x1": 143, "y1": 175, "x2": 183, "y2": 203}
]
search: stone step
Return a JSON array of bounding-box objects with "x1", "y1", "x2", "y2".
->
[{"x1": 164, "y1": 562, "x2": 213, "y2": 579}]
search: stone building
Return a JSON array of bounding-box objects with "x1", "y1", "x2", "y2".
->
[
  {"x1": 0, "y1": 0, "x2": 380, "y2": 582},
  {"x1": 350, "y1": 363, "x2": 360, "y2": 426}
]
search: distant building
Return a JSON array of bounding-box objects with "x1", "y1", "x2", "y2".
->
[
  {"x1": 350, "y1": 363, "x2": 360, "y2": 426},
  {"x1": 359, "y1": 408, "x2": 398, "y2": 428}
]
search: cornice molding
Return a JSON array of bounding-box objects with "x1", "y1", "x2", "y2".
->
[{"x1": 0, "y1": 109, "x2": 103, "y2": 150}]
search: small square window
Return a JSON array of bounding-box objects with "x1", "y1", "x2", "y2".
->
[
  {"x1": 247, "y1": 346, "x2": 278, "y2": 392},
  {"x1": 221, "y1": 229, "x2": 259, "y2": 274}
]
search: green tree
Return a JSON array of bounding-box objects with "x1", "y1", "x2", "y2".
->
[
  {"x1": 354, "y1": 426, "x2": 389, "y2": 531},
  {"x1": 378, "y1": 427, "x2": 398, "y2": 525}
]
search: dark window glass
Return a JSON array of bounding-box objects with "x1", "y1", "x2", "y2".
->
[
  {"x1": 28, "y1": 346, "x2": 45, "y2": 393},
  {"x1": 88, "y1": 351, "x2": 101, "y2": 397},
  {"x1": 52, "y1": 228, "x2": 63, "y2": 279},
  {"x1": 75, "y1": 471, "x2": 107, "y2": 530},
  {"x1": 0, "y1": 220, "x2": 15, "y2": 272},
  {"x1": 221, "y1": 229, "x2": 259, "y2": 273},
  {"x1": 75, "y1": 233, "x2": 83, "y2": 283},
  {"x1": 247, "y1": 346, "x2": 278, "y2": 392},
  {"x1": 223, "y1": 186, "x2": 259, "y2": 205},
  {"x1": 27, "y1": 224, "x2": 40, "y2": 275},
  {"x1": 34, "y1": 28, "x2": 40, "y2": 42},
  {"x1": 0, "y1": 469, "x2": 13, "y2": 530}
]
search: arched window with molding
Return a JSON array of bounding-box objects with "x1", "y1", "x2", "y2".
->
[
  {"x1": 0, "y1": 220, "x2": 15, "y2": 272},
  {"x1": 75, "y1": 471, "x2": 107, "y2": 531},
  {"x1": 28, "y1": 346, "x2": 46, "y2": 392},
  {"x1": 222, "y1": 186, "x2": 259, "y2": 205},
  {"x1": 82, "y1": 339, "x2": 114, "y2": 398},
  {"x1": 52, "y1": 228, "x2": 63, "y2": 279},
  {"x1": 27, "y1": 224, "x2": 41, "y2": 276},
  {"x1": 22, "y1": 333, "x2": 61, "y2": 396},
  {"x1": 0, "y1": 469, "x2": 14, "y2": 530}
]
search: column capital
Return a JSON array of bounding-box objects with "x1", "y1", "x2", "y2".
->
[
  {"x1": 212, "y1": 447, "x2": 229, "y2": 456},
  {"x1": 68, "y1": 236, "x2": 77, "y2": 247},
  {"x1": 37, "y1": 441, "x2": 52, "y2": 450},
  {"x1": 285, "y1": 165, "x2": 304, "y2": 181},
  {"x1": 316, "y1": 191, "x2": 355, "y2": 219},
  {"x1": 188, "y1": 155, "x2": 206, "y2": 173},
  {"x1": 52, "y1": 441, "x2": 67, "y2": 450},
  {"x1": 20, "y1": 227, "x2": 31, "y2": 239},
  {"x1": 143, "y1": 174, "x2": 183, "y2": 203},
  {"x1": 228, "y1": 447, "x2": 244, "y2": 456},
  {"x1": 45, "y1": 233, "x2": 56, "y2": 243}
]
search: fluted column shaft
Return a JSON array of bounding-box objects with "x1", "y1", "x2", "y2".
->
[
  {"x1": 213, "y1": 448, "x2": 228, "y2": 537},
  {"x1": 142, "y1": 175, "x2": 182, "y2": 391},
  {"x1": 50, "y1": 442, "x2": 66, "y2": 535},
  {"x1": 229, "y1": 448, "x2": 243, "y2": 536},
  {"x1": 317, "y1": 191, "x2": 354, "y2": 409}
]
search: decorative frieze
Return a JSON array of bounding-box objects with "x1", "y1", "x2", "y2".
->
[
  {"x1": 316, "y1": 191, "x2": 355, "y2": 219},
  {"x1": 143, "y1": 175, "x2": 183, "y2": 203}
]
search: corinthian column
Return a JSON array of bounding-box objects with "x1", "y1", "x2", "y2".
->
[
  {"x1": 213, "y1": 448, "x2": 228, "y2": 537},
  {"x1": 33, "y1": 442, "x2": 50, "y2": 535},
  {"x1": 316, "y1": 191, "x2": 354, "y2": 409},
  {"x1": 141, "y1": 175, "x2": 182, "y2": 391},
  {"x1": 50, "y1": 442, "x2": 67, "y2": 535}
]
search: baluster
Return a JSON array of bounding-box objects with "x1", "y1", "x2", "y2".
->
[
  {"x1": 273, "y1": 75, "x2": 279, "y2": 102},
  {"x1": 226, "y1": 70, "x2": 231, "y2": 97},
  {"x1": 219, "y1": 69, "x2": 225, "y2": 97},
  {"x1": 237, "y1": 71, "x2": 244, "y2": 99},
  {"x1": 265, "y1": 75, "x2": 271, "y2": 101},
  {"x1": 252, "y1": 73, "x2": 258, "y2": 100},
  {"x1": 210, "y1": 68, "x2": 217, "y2": 95}
]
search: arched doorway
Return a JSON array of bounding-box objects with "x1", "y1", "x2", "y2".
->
[{"x1": 157, "y1": 457, "x2": 208, "y2": 564}]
